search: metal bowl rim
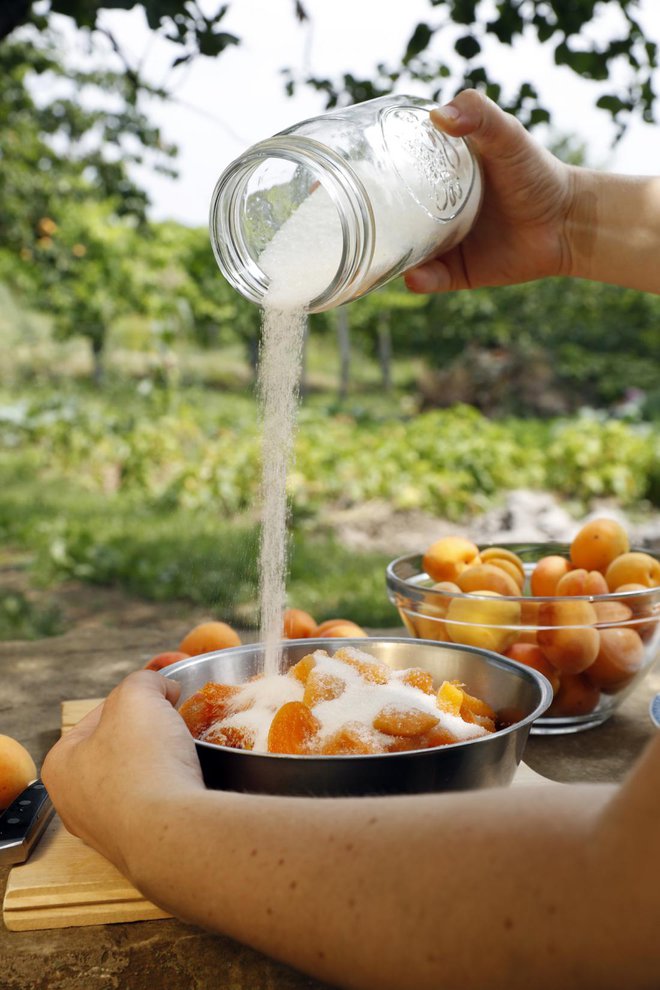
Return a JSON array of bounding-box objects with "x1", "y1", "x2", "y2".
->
[{"x1": 162, "y1": 636, "x2": 553, "y2": 761}]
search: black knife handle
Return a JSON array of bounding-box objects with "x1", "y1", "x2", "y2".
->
[{"x1": 0, "y1": 780, "x2": 54, "y2": 866}]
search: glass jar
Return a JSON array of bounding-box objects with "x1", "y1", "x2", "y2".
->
[{"x1": 209, "y1": 95, "x2": 482, "y2": 312}]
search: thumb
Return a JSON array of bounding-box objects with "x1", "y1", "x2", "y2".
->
[{"x1": 430, "y1": 88, "x2": 529, "y2": 160}]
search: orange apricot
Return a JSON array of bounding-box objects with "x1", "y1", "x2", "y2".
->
[
  {"x1": 178, "y1": 621, "x2": 241, "y2": 656},
  {"x1": 456, "y1": 563, "x2": 520, "y2": 597},
  {"x1": 480, "y1": 547, "x2": 525, "y2": 583},
  {"x1": 422, "y1": 536, "x2": 480, "y2": 583},
  {"x1": 459, "y1": 689, "x2": 496, "y2": 721},
  {"x1": 333, "y1": 647, "x2": 390, "y2": 684},
  {"x1": 570, "y1": 518, "x2": 629, "y2": 573},
  {"x1": 605, "y1": 552, "x2": 660, "y2": 592},
  {"x1": 143, "y1": 650, "x2": 189, "y2": 672},
  {"x1": 318, "y1": 622, "x2": 368, "y2": 639},
  {"x1": 504, "y1": 643, "x2": 560, "y2": 695},
  {"x1": 548, "y1": 674, "x2": 601, "y2": 717},
  {"x1": 321, "y1": 724, "x2": 384, "y2": 755},
  {"x1": 592, "y1": 600, "x2": 633, "y2": 626},
  {"x1": 288, "y1": 653, "x2": 317, "y2": 684},
  {"x1": 314, "y1": 618, "x2": 366, "y2": 638},
  {"x1": 408, "y1": 606, "x2": 449, "y2": 641},
  {"x1": 445, "y1": 592, "x2": 521, "y2": 653},
  {"x1": 585, "y1": 627, "x2": 645, "y2": 693},
  {"x1": 436, "y1": 680, "x2": 464, "y2": 716},
  {"x1": 614, "y1": 584, "x2": 659, "y2": 641},
  {"x1": 283, "y1": 607, "x2": 317, "y2": 639},
  {"x1": 399, "y1": 667, "x2": 435, "y2": 694},
  {"x1": 303, "y1": 670, "x2": 346, "y2": 706},
  {"x1": 536, "y1": 600, "x2": 600, "y2": 674},
  {"x1": 530, "y1": 555, "x2": 573, "y2": 597},
  {"x1": 267, "y1": 701, "x2": 321, "y2": 754},
  {"x1": 178, "y1": 682, "x2": 241, "y2": 736},
  {"x1": 205, "y1": 725, "x2": 255, "y2": 749},
  {"x1": 484, "y1": 557, "x2": 525, "y2": 590},
  {"x1": 555, "y1": 569, "x2": 609, "y2": 597},
  {"x1": 373, "y1": 705, "x2": 439, "y2": 737},
  {"x1": 0, "y1": 735, "x2": 37, "y2": 810}
]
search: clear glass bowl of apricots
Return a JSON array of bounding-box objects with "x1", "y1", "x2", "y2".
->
[{"x1": 386, "y1": 518, "x2": 660, "y2": 734}]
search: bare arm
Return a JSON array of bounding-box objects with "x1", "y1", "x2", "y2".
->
[
  {"x1": 42, "y1": 672, "x2": 660, "y2": 990},
  {"x1": 404, "y1": 89, "x2": 660, "y2": 296}
]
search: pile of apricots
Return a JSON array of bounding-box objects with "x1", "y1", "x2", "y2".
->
[
  {"x1": 179, "y1": 649, "x2": 497, "y2": 755},
  {"x1": 143, "y1": 610, "x2": 367, "y2": 671},
  {"x1": 411, "y1": 518, "x2": 659, "y2": 718}
]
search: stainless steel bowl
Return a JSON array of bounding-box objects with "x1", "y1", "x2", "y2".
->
[{"x1": 162, "y1": 637, "x2": 552, "y2": 797}]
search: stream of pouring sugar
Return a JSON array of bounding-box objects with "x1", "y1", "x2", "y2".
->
[{"x1": 257, "y1": 304, "x2": 307, "y2": 675}]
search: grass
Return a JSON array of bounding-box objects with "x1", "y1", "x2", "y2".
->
[{"x1": 0, "y1": 451, "x2": 399, "y2": 637}]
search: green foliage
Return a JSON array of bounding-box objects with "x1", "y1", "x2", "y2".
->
[
  {"x1": 0, "y1": 590, "x2": 63, "y2": 640},
  {"x1": 286, "y1": 1, "x2": 658, "y2": 134}
]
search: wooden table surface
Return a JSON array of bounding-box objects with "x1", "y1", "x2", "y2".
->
[{"x1": 1, "y1": 618, "x2": 658, "y2": 990}]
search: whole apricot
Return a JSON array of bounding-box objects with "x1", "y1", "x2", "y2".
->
[
  {"x1": 605, "y1": 552, "x2": 660, "y2": 592},
  {"x1": 483, "y1": 556, "x2": 525, "y2": 590},
  {"x1": 457, "y1": 563, "x2": 520, "y2": 597},
  {"x1": 445, "y1": 592, "x2": 521, "y2": 653},
  {"x1": 555, "y1": 569, "x2": 609, "y2": 597},
  {"x1": 144, "y1": 650, "x2": 189, "y2": 671},
  {"x1": 585, "y1": 627, "x2": 645, "y2": 693},
  {"x1": 614, "y1": 584, "x2": 658, "y2": 641},
  {"x1": 504, "y1": 643, "x2": 560, "y2": 695},
  {"x1": 530, "y1": 555, "x2": 573, "y2": 597},
  {"x1": 570, "y1": 518, "x2": 629, "y2": 573},
  {"x1": 480, "y1": 547, "x2": 525, "y2": 582},
  {"x1": 0, "y1": 735, "x2": 37, "y2": 810},
  {"x1": 548, "y1": 674, "x2": 601, "y2": 717},
  {"x1": 422, "y1": 536, "x2": 480, "y2": 583},
  {"x1": 178, "y1": 621, "x2": 241, "y2": 656},
  {"x1": 283, "y1": 607, "x2": 317, "y2": 639},
  {"x1": 315, "y1": 620, "x2": 367, "y2": 638},
  {"x1": 537, "y1": 600, "x2": 600, "y2": 674}
]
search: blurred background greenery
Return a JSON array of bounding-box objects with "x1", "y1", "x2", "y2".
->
[{"x1": 1, "y1": 1, "x2": 658, "y2": 640}]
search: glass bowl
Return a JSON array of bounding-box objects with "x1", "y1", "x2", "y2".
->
[{"x1": 386, "y1": 544, "x2": 660, "y2": 734}]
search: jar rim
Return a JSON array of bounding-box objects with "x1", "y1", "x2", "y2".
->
[{"x1": 209, "y1": 135, "x2": 375, "y2": 311}]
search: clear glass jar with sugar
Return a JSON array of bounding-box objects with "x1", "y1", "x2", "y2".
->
[{"x1": 209, "y1": 95, "x2": 482, "y2": 312}]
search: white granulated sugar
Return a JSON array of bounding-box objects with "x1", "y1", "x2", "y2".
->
[
  {"x1": 259, "y1": 184, "x2": 344, "y2": 310},
  {"x1": 257, "y1": 303, "x2": 307, "y2": 675}
]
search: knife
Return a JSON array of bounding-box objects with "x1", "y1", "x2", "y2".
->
[{"x1": 0, "y1": 780, "x2": 54, "y2": 866}]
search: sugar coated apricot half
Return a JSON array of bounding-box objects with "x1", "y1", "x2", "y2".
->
[
  {"x1": 570, "y1": 518, "x2": 629, "y2": 573},
  {"x1": 422, "y1": 536, "x2": 480, "y2": 583},
  {"x1": 537, "y1": 600, "x2": 600, "y2": 674},
  {"x1": 267, "y1": 701, "x2": 321, "y2": 754},
  {"x1": 178, "y1": 621, "x2": 241, "y2": 656},
  {"x1": 0, "y1": 735, "x2": 37, "y2": 810}
]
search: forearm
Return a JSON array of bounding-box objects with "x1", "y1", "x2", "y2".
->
[
  {"x1": 122, "y1": 781, "x2": 642, "y2": 990},
  {"x1": 566, "y1": 169, "x2": 660, "y2": 293}
]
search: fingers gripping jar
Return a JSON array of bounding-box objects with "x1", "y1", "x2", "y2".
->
[{"x1": 210, "y1": 95, "x2": 482, "y2": 312}]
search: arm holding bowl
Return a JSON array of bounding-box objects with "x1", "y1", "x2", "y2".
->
[{"x1": 42, "y1": 669, "x2": 660, "y2": 990}]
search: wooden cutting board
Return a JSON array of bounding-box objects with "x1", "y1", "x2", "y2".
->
[
  {"x1": 2, "y1": 698, "x2": 171, "y2": 932},
  {"x1": 3, "y1": 698, "x2": 557, "y2": 932}
]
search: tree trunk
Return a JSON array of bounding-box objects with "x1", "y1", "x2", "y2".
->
[
  {"x1": 336, "y1": 307, "x2": 350, "y2": 401},
  {"x1": 90, "y1": 333, "x2": 105, "y2": 387},
  {"x1": 377, "y1": 312, "x2": 393, "y2": 392}
]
